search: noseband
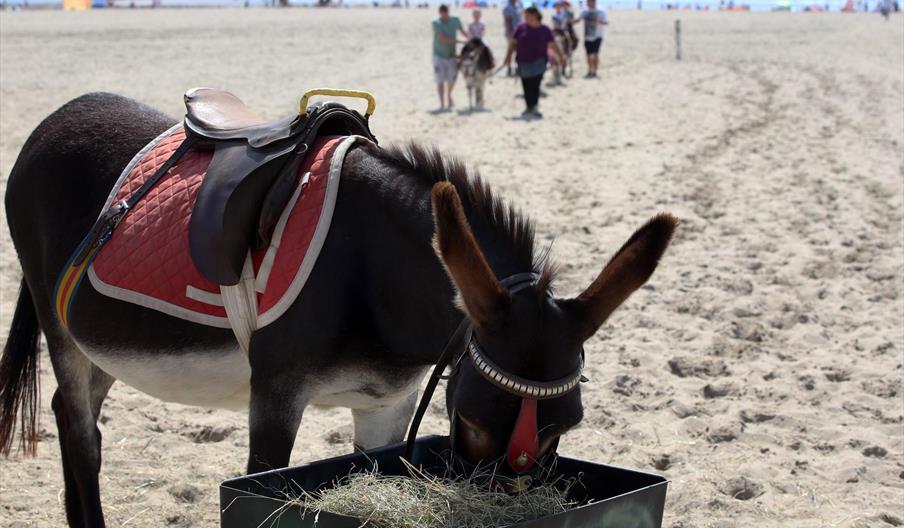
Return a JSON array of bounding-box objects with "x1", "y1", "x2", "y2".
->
[
  {"x1": 403, "y1": 272, "x2": 586, "y2": 475},
  {"x1": 468, "y1": 340, "x2": 584, "y2": 400}
]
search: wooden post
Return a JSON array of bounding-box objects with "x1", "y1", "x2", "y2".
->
[{"x1": 675, "y1": 19, "x2": 683, "y2": 61}]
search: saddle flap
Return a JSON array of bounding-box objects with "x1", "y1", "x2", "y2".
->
[
  {"x1": 257, "y1": 156, "x2": 303, "y2": 248},
  {"x1": 189, "y1": 140, "x2": 296, "y2": 285}
]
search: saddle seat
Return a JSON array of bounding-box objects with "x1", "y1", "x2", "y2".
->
[
  {"x1": 184, "y1": 87, "x2": 299, "y2": 148},
  {"x1": 179, "y1": 87, "x2": 376, "y2": 286}
]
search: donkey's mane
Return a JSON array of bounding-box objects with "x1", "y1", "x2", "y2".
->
[{"x1": 372, "y1": 142, "x2": 555, "y2": 291}]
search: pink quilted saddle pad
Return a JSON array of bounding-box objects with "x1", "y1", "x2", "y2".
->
[{"x1": 87, "y1": 126, "x2": 358, "y2": 329}]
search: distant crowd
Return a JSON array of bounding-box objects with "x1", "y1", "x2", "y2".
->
[
  {"x1": 4, "y1": 0, "x2": 899, "y2": 10},
  {"x1": 432, "y1": 0, "x2": 607, "y2": 118}
]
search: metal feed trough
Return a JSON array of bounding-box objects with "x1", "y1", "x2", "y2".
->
[{"x1": 220, "y1": 435, "x2": 668, "y2": 528}]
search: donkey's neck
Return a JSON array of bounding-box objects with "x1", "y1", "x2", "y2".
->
[
  {"x1": 471, "y1": 227, "x2": 538, "y2": 280},
  {"x1": 342, "y1": 146, "x2": 535, "y2": 366}
]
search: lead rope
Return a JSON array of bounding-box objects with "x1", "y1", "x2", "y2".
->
[{"x1": 404, "y1": 318, "x2": 472, "y2": 461}]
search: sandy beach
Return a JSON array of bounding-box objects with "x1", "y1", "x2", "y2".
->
[{"x1": 1, "y1": 7, "x2": 902, "y2": 527}]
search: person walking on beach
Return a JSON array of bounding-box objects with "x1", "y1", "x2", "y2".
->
[
  {"x1": 502, "y1": 0, "x2": 522, "y2": 76},
  {"x1": 572, "y1": 0, "x2": 608, "y2": 78},
  {"x1": 502, "y1": 6, "x2": 565, "y2": 119},
  {"x1": 433, "y1": 4, "x2": 469, "y2": 111}
]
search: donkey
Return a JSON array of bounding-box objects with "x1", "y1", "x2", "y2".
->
[
  {"x1": 459, "y1": 37, "x2": 495, "y2": 110},
  {"x1": 0, "y1": 92, "x2": 677, "y2": 527},
  {"x1": 551, "y1": 27, "x2": 575, "y2": 84}
]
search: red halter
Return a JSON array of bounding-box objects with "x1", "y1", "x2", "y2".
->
[{"x1": 506, "y1": 398, "x2": 540, "y2": 473}]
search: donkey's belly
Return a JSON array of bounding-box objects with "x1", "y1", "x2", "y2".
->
[
  {"x1": 77, "y1": 342, "x2": 251, "y2": 411},
  {"x1": 308, "y1": 366, "x2": 428, "y2": 410}
]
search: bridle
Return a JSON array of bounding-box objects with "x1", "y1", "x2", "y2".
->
[
  {"x1": 468, "y1": 338, "x2": 584, "y2": 400},
  {"x1": 403, "y1": 272, "x2": 587, "y2": 475}
]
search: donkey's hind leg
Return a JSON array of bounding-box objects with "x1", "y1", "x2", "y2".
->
[
  {"x1": 351, "y1": 390, "x2": 417, "y2": 451},
  {"x1": 47, "y1": 333, "x2": 115, "y2": 528},
  {"x1": 476, "y1": 75, "x2": 487, "y2": 109}
]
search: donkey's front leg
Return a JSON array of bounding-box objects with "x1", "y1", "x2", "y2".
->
[
  {"x1": 246, "y1": 370, "x2": 306, "y2": 474},
  {"x1": 351, "y1": 390, "x2": 417, "y2": 451}
]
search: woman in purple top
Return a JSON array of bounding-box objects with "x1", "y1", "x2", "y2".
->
[{"x1": 502, "y1": 6, "x2": 565, "y2": 118}]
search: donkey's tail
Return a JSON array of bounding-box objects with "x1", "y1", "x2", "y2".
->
[{"x1": 0, "y1": 280, "x2": 42, "y2": 457}]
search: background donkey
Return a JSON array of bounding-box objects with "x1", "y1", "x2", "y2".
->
[
  {"x1": 459, "y1": 37, "x2": 495, "y2": 111},
  {"x1": 0, "y1": 92, "x2": 676, "y2": 527}
]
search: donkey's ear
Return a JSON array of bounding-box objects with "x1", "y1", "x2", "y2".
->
[
  {"x1": 567, "y1": 214, "x2": 678, "y2": 340},
  {"x1": 432, "y1": 182, "x2": 511, "y2": 328}
]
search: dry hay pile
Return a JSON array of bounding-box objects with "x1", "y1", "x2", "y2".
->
[{"x1": 299, "y1": 460, "x2": 577, "y2": 528}]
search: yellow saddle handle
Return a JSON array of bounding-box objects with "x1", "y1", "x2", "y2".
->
[{"x1": 299, "y1": 88, "x2": 377, "y2": 118}]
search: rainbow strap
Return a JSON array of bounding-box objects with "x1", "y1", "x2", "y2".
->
[
  {"x1": 53, "y1": 200, "x2": 131, "y2": 327},
  {"x1": 53, "y1": 234, "x2": 102, "y2": 327}
]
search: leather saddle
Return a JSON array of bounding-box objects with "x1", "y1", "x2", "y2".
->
[{"x1": 182, "y1": 87, "x2": 377, "y2": 286}]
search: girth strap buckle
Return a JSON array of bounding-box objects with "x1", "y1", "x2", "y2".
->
[{"x1": 73, "y1": 200, "x2": 130, "y2": 265}]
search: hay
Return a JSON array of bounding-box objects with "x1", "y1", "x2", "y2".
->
[{"x1": 298, "y1": 458, "x2": 578, "y2": 528}]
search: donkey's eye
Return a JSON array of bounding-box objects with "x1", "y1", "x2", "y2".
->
[
  {"x1": 458, "y1": 413, "x2": 488, "y2": 439},
  {"x1": 456, "y1": 412, "x2": 495, "y2": 462}
]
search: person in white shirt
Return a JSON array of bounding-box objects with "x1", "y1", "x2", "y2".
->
[
  {"x1": 572, "y1": 0, "x2": 608, "y2": 78},
  {"x1": 469, "y1": 9, "x2": 486, "y2": 40}
]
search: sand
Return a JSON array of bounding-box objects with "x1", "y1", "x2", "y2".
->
[{"x1": 0, "y1": 7, "x2": 902, "y2": 527}]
